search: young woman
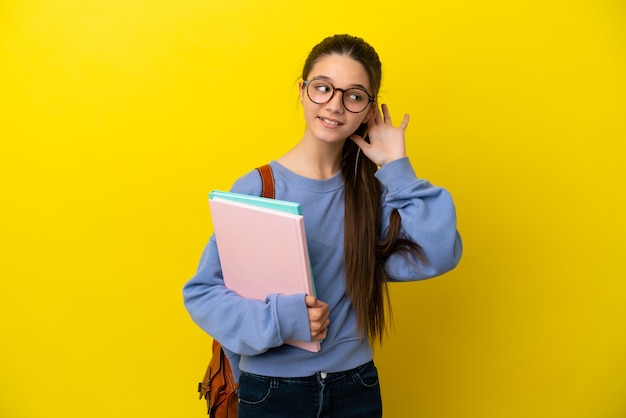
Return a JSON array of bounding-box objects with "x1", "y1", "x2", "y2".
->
[{"x1": 184, "y1": 34, "x2": 462, "y2": 417}]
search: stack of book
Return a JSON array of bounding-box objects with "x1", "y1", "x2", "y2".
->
[{"x1": 209, "y1": 190, "x2": 319, "y2": 352}]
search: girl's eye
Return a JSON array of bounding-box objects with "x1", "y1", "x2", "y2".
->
[
  {"x1": 346, "y1": 91, "x2": 364, "y2": 102},
  {"x1": 315, "y1": 84, "x2": 331, "y2": 93}
]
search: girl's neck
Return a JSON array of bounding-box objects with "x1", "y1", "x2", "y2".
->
[{"x1": 277, "y1": 136, "x2": 344, "y2": 180}]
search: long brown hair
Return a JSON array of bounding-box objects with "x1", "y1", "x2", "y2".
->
[{"x1": 302, "y1": 34, "x2": 427, "y2": 344}]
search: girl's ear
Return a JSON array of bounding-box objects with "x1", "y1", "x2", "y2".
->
[{"x1": 299, "y1": 82, "x2": 305, "y2": 103}]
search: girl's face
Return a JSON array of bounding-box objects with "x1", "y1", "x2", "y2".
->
[{"x1": 300, "y1": 54, "x2": 374, "y2": 146}]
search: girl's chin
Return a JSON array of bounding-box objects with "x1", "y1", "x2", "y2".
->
[
  {"x1": 311, "y1": 130, "x2": 349, "y2": 145},
  {"x1": 310, "y1": 126, "x2": 357, "y2": 143}
]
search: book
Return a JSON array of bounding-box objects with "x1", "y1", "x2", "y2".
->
[
  {"x1": 208, "y1": 190, "x2": 319, "y2": 352},
  {"x1": 209, "y1": 190, "x2": 302, "y2": 214}
]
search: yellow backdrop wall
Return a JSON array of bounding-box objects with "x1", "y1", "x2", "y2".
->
[{"x1": 1, "y1": 0, "x2": 624, "y2": 417}]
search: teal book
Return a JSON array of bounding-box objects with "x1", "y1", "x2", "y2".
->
[{"x1": 209, "y1": 190, "x2": 301, "y2": 215}]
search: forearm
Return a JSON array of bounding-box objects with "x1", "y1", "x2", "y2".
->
[
  {"x1": 183, "y1": 237, "x2": 312, "y2": 355},
  {"x1": 376, "y1": 157, "x2": 463, "y2": 280}
]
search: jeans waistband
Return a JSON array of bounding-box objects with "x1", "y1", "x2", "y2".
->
[{"x1": 240, "y1": 360, "x2": 375, "y2": 385}]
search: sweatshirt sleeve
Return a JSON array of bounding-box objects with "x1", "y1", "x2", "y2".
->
[
  {"x1": 182, "y1": 171, "x2": 312, "y2": 356},
  {"x1": 375, "y1": 157, "x2": 463, "y2": 281}
]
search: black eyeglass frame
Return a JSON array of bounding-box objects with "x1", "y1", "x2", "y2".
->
[{"x1": 303, "y1": 78, "x2": 375, "y2": 113}]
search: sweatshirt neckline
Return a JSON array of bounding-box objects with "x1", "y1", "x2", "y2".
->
[{"x1": 269, "y1": 160, "x2": 344, "y2": 193}]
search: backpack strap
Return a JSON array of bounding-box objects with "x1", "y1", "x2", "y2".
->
[{"x1": 255, "y1": 164, "x2": 275, "y2": 199}]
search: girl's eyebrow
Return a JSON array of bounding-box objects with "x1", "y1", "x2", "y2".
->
[{"x1": 312, "y1": 75, "x2": 370, "y2": 91}]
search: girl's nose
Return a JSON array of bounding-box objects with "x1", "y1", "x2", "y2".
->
[{"x1": 325, "y1": 89, "x2": 344, "y2": 113}]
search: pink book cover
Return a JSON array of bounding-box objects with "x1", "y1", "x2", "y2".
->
[{"x1": 209, "y1": 197, "x2": 320, "y2": 352}]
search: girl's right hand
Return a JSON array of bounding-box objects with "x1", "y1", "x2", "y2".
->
[{"x1": 305, "y1": 295, "x2": 330, "y2": 341}]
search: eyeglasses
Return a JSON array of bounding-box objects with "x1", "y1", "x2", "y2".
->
[{"x1": 303, "y1": 78, "x2": 375, "y2": 113}]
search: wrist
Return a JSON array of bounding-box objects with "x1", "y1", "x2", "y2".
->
[{"x1": 379, "y1": 153, "x2": 406, "y2": 167}]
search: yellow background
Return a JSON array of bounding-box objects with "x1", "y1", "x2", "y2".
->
[{"x1": 1, "y1": 0, "x2": 624, "y2": 417}]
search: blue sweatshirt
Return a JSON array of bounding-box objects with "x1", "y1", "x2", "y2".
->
[{"x1": 183, "y1": 157, "x2": 462, "y2": 381}]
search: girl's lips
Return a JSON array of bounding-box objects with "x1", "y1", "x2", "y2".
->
[{"x1": 318, "y1": 116, "x2": 344, "y2": 128}]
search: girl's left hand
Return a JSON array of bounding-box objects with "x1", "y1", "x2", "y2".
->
[{"x1": 349, "y1": 103, "x2": 408, "y2": 166}]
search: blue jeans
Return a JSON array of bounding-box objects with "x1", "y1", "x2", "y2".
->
[{"x1": 237, "y1": 361, "x2": 382, "y2": 418}]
